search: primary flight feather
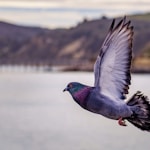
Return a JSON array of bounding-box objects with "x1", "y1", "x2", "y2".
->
[{"x1": 63, "y1": 17, "x2": 150, "y2": 131}]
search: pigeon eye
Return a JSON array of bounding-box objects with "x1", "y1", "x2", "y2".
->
[{"x1": 68, "y1": 83, "x2": 73, "y2": 88}]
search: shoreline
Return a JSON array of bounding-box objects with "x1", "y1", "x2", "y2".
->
[{"x1": 0, "y1": 65, "x2": 149, "y2": 74}]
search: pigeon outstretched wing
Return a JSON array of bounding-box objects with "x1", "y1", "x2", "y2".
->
[{"x1": 94, "y1": 17, "x2": 133, "y2": 100}]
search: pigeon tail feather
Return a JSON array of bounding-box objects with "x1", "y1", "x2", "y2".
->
[{"x1": 126, "y1": 91, "x2": 150, "y2": 132}]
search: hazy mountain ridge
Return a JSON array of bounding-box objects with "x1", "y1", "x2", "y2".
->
[{"x1": 0, "y1": 13, "x2": 150, "y2": 72}]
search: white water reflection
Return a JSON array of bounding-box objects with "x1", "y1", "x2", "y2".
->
[{"x1": 0, "y1": 72, "x2": 149, "y2": 150}]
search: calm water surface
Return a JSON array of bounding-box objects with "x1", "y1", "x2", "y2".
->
[{"x1": 0, "y1": 72, "x2": 150, "y2": 150}]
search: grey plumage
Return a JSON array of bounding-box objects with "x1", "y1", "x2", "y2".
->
[
  {"x1": 86, "y1": 87, "x2": 132, "y2": 120},
  {"x1": 64, "y1": 17, "x2": 150, "y2": 132}
]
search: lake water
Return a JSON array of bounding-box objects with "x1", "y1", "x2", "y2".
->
[{"x1": 0, "y1": 72, "x2": 150, "y2": 150}]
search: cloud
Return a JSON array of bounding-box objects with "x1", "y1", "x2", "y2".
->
[
  {"x1": 0, "y1": 0, "x2": 150, "y2": 9},
  {"x1": 0, "y1": 9, "x2": 84, "y2": 28},
  {"x1": 0, "y1": 0, "x2": 149, "y2": 28}
]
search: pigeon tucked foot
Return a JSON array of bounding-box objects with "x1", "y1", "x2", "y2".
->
[{"x1": 118, "y1": 117, "x2": 127, "y2": 126}]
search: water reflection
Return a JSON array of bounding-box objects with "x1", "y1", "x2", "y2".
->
[{"x1": 0, "y1": 72, "x2": 149, "y2": 150}]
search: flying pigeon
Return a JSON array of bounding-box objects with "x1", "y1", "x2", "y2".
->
[{"x1": 63, "y1": 17, "x2": 150, "y2": 131}]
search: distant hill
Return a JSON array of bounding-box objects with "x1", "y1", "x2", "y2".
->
[{"x1": 0, "y1": 13, "x2": 150, "y2": 72}]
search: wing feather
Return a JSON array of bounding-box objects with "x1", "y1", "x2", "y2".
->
[{"x1": 94, "y1": 17, "x2": 133, "y2": 101}]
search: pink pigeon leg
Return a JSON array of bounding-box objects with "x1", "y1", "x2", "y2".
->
[{"x1": 118, "y1": 117, "x2": 127, "y2": 126}]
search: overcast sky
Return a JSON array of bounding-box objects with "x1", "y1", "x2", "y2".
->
[{"x1": 0, "y1": 0, "x2": 149, "y2": 28}]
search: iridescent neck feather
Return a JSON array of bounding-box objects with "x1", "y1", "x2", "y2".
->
[{"x1": 72, "y1": 86, "x2": 92, "y2": 108}]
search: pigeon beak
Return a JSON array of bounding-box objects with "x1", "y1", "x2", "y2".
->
[{"x1": 63, "y1": 87, "x2": 69, "y2": 92}]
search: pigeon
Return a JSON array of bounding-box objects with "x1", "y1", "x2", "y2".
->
[{"x1": 63, "y1": 17, "x2": 150, "y2": 131}]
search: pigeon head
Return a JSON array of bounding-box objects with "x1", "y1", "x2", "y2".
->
[
  {"x1": 63, "y1": 82, "x2": 92, "y2": 107},
  {"x1": 63, "y1": 82, "x2": 85, "y2": 94}
]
